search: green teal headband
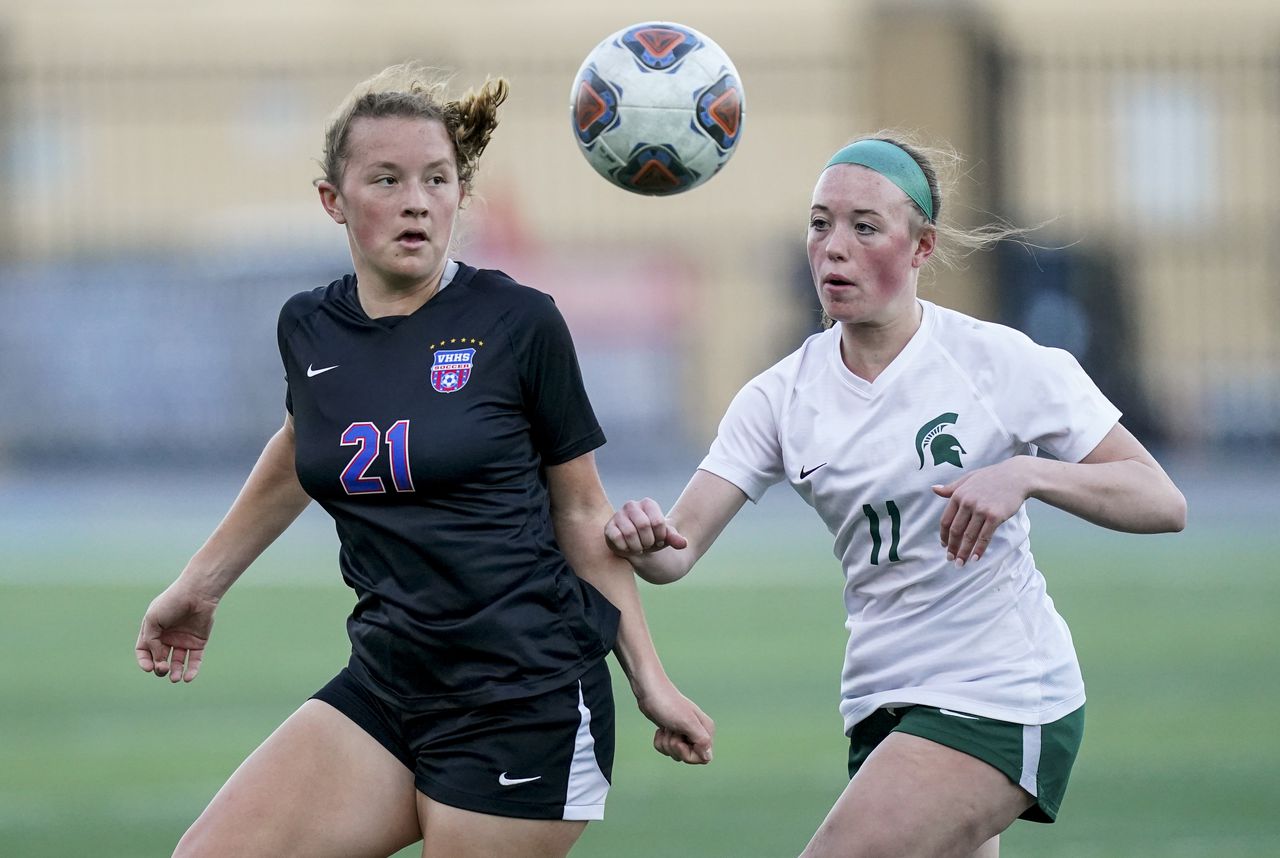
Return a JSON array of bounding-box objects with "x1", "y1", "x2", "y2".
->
[{"x1": 824, "y1": 139, "x2": 934, "y2": 222}]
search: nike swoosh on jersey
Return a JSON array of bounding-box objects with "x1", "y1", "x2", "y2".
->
[
  {"x1": 498, "y1": 772, "x2": 543, "y2": 786},
  {"x1": 306, "y1": 364, "x2": 339, "y2": 378},
  {"x1": 799, "y1": 463, "x2": 828, "y2": 479},
  {"x1": 937, "y1": 708, "x2": 981, "y2": 720}
]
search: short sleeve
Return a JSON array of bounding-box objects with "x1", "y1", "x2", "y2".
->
[
  {"x1": 996, "y1": 343, "x2": 1121, "y2": 463},
  {"x1": 276, "y1": 298, "x2": 300, "y2": 415},
  {"x1": 517, "y1": 294, "x2": 605, "y2": 466},
  {"x1": 697, "y1": 375, "x2": 787, "y2": 503}
]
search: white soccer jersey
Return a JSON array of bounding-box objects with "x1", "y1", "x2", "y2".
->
[{"x1": 699, "y1": 300, "x2": 1120, "y2": 733}]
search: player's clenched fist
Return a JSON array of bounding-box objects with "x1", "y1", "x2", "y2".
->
[{"x1": 605, "y1": 498, "x2": 689, "y2": 556}]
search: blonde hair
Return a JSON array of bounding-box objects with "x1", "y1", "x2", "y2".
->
[
  {"x1": 855, "y1": 129, "x2": 1025, "y2": 270},
  {"x1": 319, "y1": 62, "x2": 509, "y2": 193}
]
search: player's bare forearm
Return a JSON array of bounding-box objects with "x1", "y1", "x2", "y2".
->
[
  {"x1": 179, "y1": 415, "x2": 312, "y2": 599},
  {"x1": 549, "y1": 453, "x2": 716, "y2": 763},
  {"x1": 557, "y1": 502, "x2": 717, "y2": 763},
  {"x1": 1026, "y1": 457, "x2": 1185, "y2": 533},
  {"x1": 1027, "y1": 424, "x2": 1186, "y2": 533},
  {"x1": 554, "y1": 502, "x2": 671, "y2": 693},
  {"x1": 606, "y1": 470, "x2": 749, "y2": 584},
  {"x1": 622, "y1": 541, "x2": 693, "y2": 585},
  {"x1": 547, "y1": 453, "x2": 676, "y2": 692}
]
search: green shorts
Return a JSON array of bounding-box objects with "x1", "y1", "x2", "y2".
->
[{"x1": 847, "y1": 704, "x2": 1085, "y2": 823}]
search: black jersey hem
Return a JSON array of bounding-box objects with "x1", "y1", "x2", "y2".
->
[
  {"x1": 310, "y1": 670, "x2": 414, "y2": 771},
  {"x1": 345, "y1": 650, "x2": 612, "y2": 713}
]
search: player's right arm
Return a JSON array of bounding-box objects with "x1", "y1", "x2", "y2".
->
[
  {"x1": 134, "y1": 413, "x2": 312, "y2": 682},
  {"x1": 605, "y1": 469, "x2": 747, "y2": 584}
]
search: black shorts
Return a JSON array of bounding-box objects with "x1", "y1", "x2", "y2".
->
[{"x1": 312, "y1": 659, "x2": 615, "y2": 820}]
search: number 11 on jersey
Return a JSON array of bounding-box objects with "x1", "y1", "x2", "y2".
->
[{"x1": 862, "y1": 500, "x2": 902, "y2": 565}]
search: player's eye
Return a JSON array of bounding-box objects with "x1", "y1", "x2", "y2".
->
[
  {"x1": 374, "y1": 176, "x2": 397, "y2": 186},
  {"x1": 854, "y1": 222, "x2": 877, "y2": 235},
  {"x1": 809, "y1": 217, "x2": 829, "y2": 231}
]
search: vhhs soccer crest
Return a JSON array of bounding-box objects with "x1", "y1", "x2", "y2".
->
[{"x1": 429, "y1": 345, "x2": 477, "y2": 394}]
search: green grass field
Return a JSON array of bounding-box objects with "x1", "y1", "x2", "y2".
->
[{"x1": 1, "y1": 470, "x2": 1277, "y2": 857}]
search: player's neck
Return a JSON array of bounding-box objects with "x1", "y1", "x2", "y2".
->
[
  {"x1": 838, "y1": 300, "x2": 923, "y2": 383},
  {"x1": 356, "y1": 270, "x2": 443, "y2": 319}
]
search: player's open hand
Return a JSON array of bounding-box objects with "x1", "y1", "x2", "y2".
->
[
  {"x1": 636, "y1": 679, "x2": 715, "y2": 765},
  {"x1": 932, "y1": 457, "x2": 1033, "y2": 566},
  {"x1": 604, "y1": 498, "x2": 688, "y2": 556},
  {"x1": 135, "y1": 582, "x2": 219, "y2": 683}
]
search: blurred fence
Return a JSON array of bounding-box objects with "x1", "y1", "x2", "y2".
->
[
  {"x1": 0, "y1": 2, "x2": 1276, "y2": 470},
  {"x1": 994, "y1": 23, "x2": 1280, "y2": 446}
]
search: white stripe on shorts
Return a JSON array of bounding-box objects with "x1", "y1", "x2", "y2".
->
[
  {"x1": 562, "y1": 680, "x2": 609, "y2": 820},
  {"x1": 1020, "y1": 724, "x2": 1042, "y2": 796}
]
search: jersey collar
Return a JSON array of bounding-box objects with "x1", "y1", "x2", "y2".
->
[{"x1": 829, "y1": 300, "x2": 935, "y2": 398}]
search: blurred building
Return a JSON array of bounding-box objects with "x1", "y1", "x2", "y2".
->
[{"x1": 0, "y1": 0, "x2": 1276, "y2": 468}]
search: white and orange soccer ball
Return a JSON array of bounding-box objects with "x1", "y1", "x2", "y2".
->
[{"x1": 570, "y1": 21, "x2": 745, "y2": 195}]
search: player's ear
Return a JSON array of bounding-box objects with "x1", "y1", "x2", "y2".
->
[
  {"x1": 911, "y1": 224, "x2": 936, "y2": 269},
  {"x1": 317, "y1": 180, "x2": 346, "y2": 225}
]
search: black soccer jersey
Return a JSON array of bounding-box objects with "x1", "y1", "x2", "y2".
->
[{"x1": 276, "y1": 261, "x2": 619, "y2": 711}]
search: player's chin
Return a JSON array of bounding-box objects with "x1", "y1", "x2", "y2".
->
[
  {"x1": 819, "y1": 296, "x2": 864, "y2": 324},
  {"x1": 384, "y1": 256, "x2": 439, "y2": 281}
]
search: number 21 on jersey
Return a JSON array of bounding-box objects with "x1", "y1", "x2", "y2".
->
[{"x1": 340, "y1": 420, "x2": 414, "y2": 495}]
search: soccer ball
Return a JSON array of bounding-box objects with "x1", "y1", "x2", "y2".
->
[{"x1": 570, "y1": 21, "x2": 745, "y2": 196}]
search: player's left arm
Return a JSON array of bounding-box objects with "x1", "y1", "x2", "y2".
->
[
  {"x1": 547, "y1": 451, "x2": 715, "y2": 765},
  {"x1": 934, "y1": 422, "x2": 1187, "y2": 565}
]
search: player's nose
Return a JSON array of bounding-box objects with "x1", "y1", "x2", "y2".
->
[
  {"x1": 402, "y1": 184, "x2": 431, "y2": 217},
  {"x1": 825, "y1": 225, "x2": 852, "y2": 260}
]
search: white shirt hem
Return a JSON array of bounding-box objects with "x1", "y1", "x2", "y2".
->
[{"x1": 842, "y1": 688, "x2": 1087, "y2": 734}]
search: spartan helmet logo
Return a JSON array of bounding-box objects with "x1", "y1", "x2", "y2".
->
[{"x1": 915, "y1": 412, "x2": 966, "y2": 469}]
